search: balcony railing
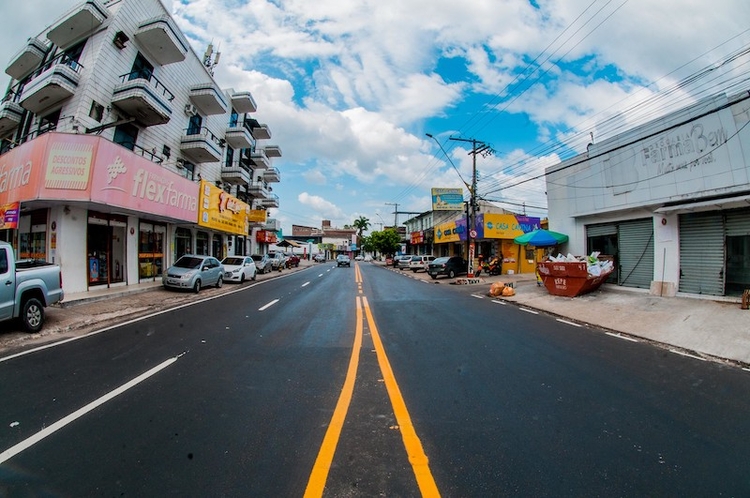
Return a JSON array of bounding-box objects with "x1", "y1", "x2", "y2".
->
[
  {"x1": 118, "y1": 70, "x2": 175, "y2": 102},
  {"x1": 115, "y1": 141, "x2": 164, "y2": 164}
]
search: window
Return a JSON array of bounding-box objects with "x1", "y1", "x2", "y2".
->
[
  {"x1": 89, "y1": 101, "x2": 104, "y2": 122},
  {"x1": 229, "y1": 109, "x2": 239, "y2": 127},
  {"x1": 113, "y1": 122, "x2": 139, "y2": 150},
  {"x1": 186, "y1": 114, "x2": 202, "y2": 135},
  {"x1": 225, "y1": 146, "x2": 234, "y2": 168},
  {"x1": 128, "y1": 52, "x2": 153, "y2": 81},
  {"x1": 181, "y1": 162, "x2": 195, "y2": 181},
  {"x1": 38, "y1": 109, "x2": 60, "y2": 136}
]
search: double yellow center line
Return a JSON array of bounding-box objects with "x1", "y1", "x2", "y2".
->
[{"x1": 304, "y1": 264, "x2": 440, "y2": 497}]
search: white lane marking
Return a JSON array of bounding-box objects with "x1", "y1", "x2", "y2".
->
[
  {"x1": 301, "y1": 282, "x2": 311, "y2": 287},
  {"x1": 0, "y1": 354, "x2": 182, "y2": 464},
  {"x1": 605, "y1": 332, "x2": 638, "y2": 341},
  {"x1": 259, "y1": 299, "x2": 280, "y2": 311},
  {"x1": 557, "y1": 319, "x2": 582, "y2": 327},
  {"x1": 668, "y1": 349, "x2": 706, "y2": 361},
  {"x1": 318, "y1": 273, "x2": 324, "y2": 277},
  {"x1": 519, "y1": 307, "x2": 538, "y2": 314},
  {"x1": 471, "y1": 294, "x2": 485, "y2": 299},
  {"x1": 491, "y1": 300, "x2": 507, "y2": 305}
]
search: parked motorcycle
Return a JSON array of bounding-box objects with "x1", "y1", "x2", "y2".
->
[{"x1": 480, "y1": 256, "x2": 502, "y2": 276}]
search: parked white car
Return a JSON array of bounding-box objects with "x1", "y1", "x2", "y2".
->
[
  {"x1": 408, "y1": 255, "x2": 436, "y2": 273},
  {"x1": 221, "y1": 256, "x2": 257, "y2": 283}
]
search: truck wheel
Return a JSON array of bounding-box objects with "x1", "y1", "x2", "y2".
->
[{"x1": 21, "y1": 298, "x2": 44, "y2": 333}]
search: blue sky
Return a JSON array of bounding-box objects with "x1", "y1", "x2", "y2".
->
[{"x1": 3, "y1": 0, "x2": 750, "y2": 234}]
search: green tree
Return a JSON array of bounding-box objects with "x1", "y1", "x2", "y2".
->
[
  {"x1": 370, "y1": 228, "x2": 401, "y2": 257},
  {"x1": 352, "y1": 216, "x2": 371, "y2": 251}
]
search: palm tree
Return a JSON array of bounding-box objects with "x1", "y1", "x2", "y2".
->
[{"x1": 352, "y1": 216, "x2": 371, "y2": 253}]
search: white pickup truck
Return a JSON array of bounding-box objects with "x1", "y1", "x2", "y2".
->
[{"x1": 0, "y1": 241, "x2": 64, "y2": 332}]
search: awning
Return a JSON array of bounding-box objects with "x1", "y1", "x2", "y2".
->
[
  {"x1": 654, "y1": 194, "x2": 750, "y2": 214},
  {"x1": 276, "y1": 239, "x2": 303, "y2": 248}
]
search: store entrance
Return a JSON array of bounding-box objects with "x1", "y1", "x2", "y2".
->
[{"x1": 87, "y1": 213, "x2": 127, "y2": 287}]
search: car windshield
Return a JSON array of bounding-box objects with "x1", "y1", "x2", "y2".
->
[
  {"x1": 222, "y1": 257, "x2": 244, "y2": 266},
  {"x1": 251, "y1": 255, "x2": 263, "y2": 262},
  {"x1": 410, "y1": 256, "x2": 421, "y2": 261},
  {"x1": 433, "y1": 257, "x2": 449, "y2": 264},
  {"x1": 173, "y1": 257, "x2": 203, "y2": 269}
]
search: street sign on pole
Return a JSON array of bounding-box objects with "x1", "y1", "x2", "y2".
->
[{"x1": 468, "y1": 242, "x2": 475, "y2": 277}]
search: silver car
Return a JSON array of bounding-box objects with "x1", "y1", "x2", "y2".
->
[
  {"x1": 221, "y1": 256, "x2": 257, "y2": 283},
  {"x1": 163, "y1": 255, "x2": 224, "y2": 293}
]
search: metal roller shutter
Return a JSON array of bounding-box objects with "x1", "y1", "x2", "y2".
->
[
  {"x1": 586, "y1": 223, "x2": 617, "y2": 237},
  {"x1": 679, "y1": 212, "x2": 725, "y2": 295},
  {"x1": 618, "y1": 219, "x2": 654, "y2": 289},
  {"x1": 725, "y1": 208, "x2": 750, "y2": 236}
]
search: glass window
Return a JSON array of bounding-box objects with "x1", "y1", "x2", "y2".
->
[
  {"x1": 187, "y1": 115, "x2": 202, "y2": 135},
  {"x1": 113, "y1": 122, "x2": 139, "y2": 150},
  {"x1": 129, "y1": 52, "x2": 154, "y2": 81}
]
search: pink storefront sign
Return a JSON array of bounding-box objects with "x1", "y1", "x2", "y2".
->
[{"x1": 90, "y1": 140, "x2": 198, "y2": 222}]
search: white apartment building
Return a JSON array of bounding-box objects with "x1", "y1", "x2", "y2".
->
[
  {"x1": 0, "y1": 0, "x2": 282, "y2": 293},
  {"x1": 546, "y1": 91, "x2": 750, "y2": 298}
]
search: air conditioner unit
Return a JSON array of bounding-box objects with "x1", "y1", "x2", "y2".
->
[
  {"x1": 175, "y1": 159, "x2": 185, "y2": 169},
  {"x1": 184, "y1": 104, "x2": 198, "y2": 116}
]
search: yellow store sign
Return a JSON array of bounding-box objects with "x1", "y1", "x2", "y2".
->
[{"x1": 197, "y1": 180, "x2": 249, "y2": 236}]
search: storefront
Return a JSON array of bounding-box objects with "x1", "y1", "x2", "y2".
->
[{"x1": 0, "y1": 132, "x2": 200, "y2": 293}]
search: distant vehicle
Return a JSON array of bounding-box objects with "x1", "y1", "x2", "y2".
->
[
  {"x1": 336, "y1": 254, "x2": 351, "y2": 267},
  {"x1": 163, "y1": 255, "x2": 224, "y2": 293},
  {"x1": 313, "y1": 254, "x2": 326, "y2": 263},
  {"x1": 408, "y1": 255, "x2": 436, "y2": 273},
  {"x1": 364, "y1": 255, "x2": 372, "y2": 262},
  {"x1": 0, "y1": 241, "x2": 64, "y2": 333},
  {"x1": 396, "y1": 255, "x2": 413, "y2": 270},
  {"x1": 427, "y1": 256, "x2": 468, "y2": 280},
  {"x1": 354, "y1": 255, "x2": 364, "y2": 261},
  {"x1": 284, "y1": 252, "x2": 300, "y2": 268},
  {"x1": 267, "y1": 252, "x2": 287, "y2": 271},
  {"x1": 250, "y1": 254, "x2": 271, "y2": 274},
  {"x1": 221, "y1": 256, "x2": 257, "y2": 283}
]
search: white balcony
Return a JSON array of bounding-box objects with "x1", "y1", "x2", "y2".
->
[
  {"x1": 47, "y1": 0, "x2": 110, "y2": 49},
  {"x1": 246, "y1": 181, "x2": 270, "y2": 199},
  {"x1": 189, "y1": 83, "x2": 227, "y2": 115},
  {"x1": 112, "y1": 71, "x2": 173, "y2": 126},
  {"x1": 251, "y1": 123, "x2": 271, "y2": 140},
  {"x1": 264, "y1": 145, "x2": 282, "y2": 158},
  {"x1": 230, "y1": 91, "x2": 257, "y2": 113},
  {"x1": 180, "y1": 126, "x2": 223, "y2": 163},
  {"x1": 221, "y1": 162, "x2": 251, "y2": 186},
  {"x1": 0, "y1": 100, "x2": 24, "y2": 135},
  {"x1": 5, "y1": 38, "x2": 48, "y2": 81},
  {"x1": 259, "y1": 193, "x2": 279, "y2": 208},
  {"x1": 19, "y1": 57, "x2": 81, "y2": 114},
  {"x1": 250, "y1": 149, "x2": 270, "y2": 169},
  {"x1": 225, "y1": 119, "x2": 255, "y2": 150},
  {"x1": 133, "y1": 16, "x2": 188, "y2": 65},
  {"x1": 263, "y1": 167, "x2": 280, "y2": 183}
]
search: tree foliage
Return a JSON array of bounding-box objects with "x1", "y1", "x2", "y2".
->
[{"x1": 368, "y1": 228, "x2": 401, "y2": 256}]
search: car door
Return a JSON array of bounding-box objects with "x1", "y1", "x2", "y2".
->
[{"x1": 0, "y1": 247, "x2": 15, "y2": 320}]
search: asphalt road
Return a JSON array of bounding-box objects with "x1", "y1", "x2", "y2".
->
[{"x1": 1, "y1": 262, "x2": 749, "y2": 496}]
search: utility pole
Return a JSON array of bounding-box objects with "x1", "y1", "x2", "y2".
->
[
  {"x1": 385, "y1": 202, "x2": 399, "y2": 227},
  {"x1": 449, "y1": 136, "x2": 493, "y2": 277}
]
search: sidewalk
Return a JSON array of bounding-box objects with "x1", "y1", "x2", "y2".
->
[
  {"x1": 1, "y1": 259, "x2": 748, "y2": 368},
  {"x1": 383, "y1": 261, "x2": 750, "y2": 368}
]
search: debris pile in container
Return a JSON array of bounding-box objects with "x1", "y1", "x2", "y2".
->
[{"x1": 545, "y1": 252, "x2": 614, "y2": 277}]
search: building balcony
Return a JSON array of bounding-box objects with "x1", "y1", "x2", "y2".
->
[
  {"x1": 263, "y1": 167, "x2": 280, "y2": 183},
  {"x1": 250, "y1": 148, "x2": 270, "y2": 169},
  {"x1": 5, "y1": 38, "x2": 48, "y2": 81},
  {"x1": 180, "y1": 126, "x2": 223, "y2": 163},
  {"x1": 246, "y1": 181, "x2": 270, "y2": 199},
  {"x1": 264, "y1": 145, "x2": 282, "y2": 158},
  {"x1": 225, "y1": 118, "x2": 254, "y2": 150},
  {"x1": 112, "y1": 70, "x2": 174, "y2": 126},
  {"x1": 188, "y1": 83, "x2": 227, "y2": 115},
  {"x1": 133, "y1": 16, "x2": 188, "y2": 65},
  {"x1": 19, "y1": 55, "x2": 82, "y2": 114},
  {"x1": 231, "y1": 91, "x2": 257, "y2": 113},
  {"x1": 259, "y1": 193, "x2": 279, "y2": 208},
  {"x1": 46, "y1": 0, "x2": 110, "y2": 49},
  {"x1": 0, "y1": 100, "x2": 24, "y2": 136},
  {"x1": 250, "y1": 122, "x2": 271, "y2": 140},
  {"x1": 221, "y1": 161, "x2": 251, "y2": 186}
]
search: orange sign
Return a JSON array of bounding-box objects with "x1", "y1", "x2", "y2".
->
[{"x1": 197, "y1": 180, "x2": 249, "y2": 235}]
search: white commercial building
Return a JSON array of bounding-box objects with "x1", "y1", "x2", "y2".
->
[
  {"x1": 0, "y1": 0, "x2": 282, "y2": 293},
  {"x1": 546, "y1": 91, "x2": 750, "y2": 298}
]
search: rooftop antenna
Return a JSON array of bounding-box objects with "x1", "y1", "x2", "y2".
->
[{"x1": 203, "y1": 42, "x2": 221, "y2": 76}]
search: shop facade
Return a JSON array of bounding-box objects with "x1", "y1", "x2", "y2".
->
[
  {"x1": 546, "y1": 91, "x2": 750, "y2": 297},
  {"x1": 0, "y1": 132, "x2": 251, "y2": 294}
]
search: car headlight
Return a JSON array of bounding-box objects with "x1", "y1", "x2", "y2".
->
[
  {"x1": 183, "y1": 270, "x2": 197, "y2": 279},
  {"x1": 232, "y1": 268, "x2": 241, "y2": 273}
]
